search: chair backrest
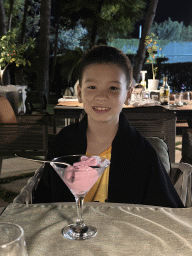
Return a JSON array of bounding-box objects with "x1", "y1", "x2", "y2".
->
[
  {"x1": 140, "y1": 137, "x2": 192, "y2": 207},
  {"x1": 122, "y1": 106, "x2": 176, "y2": 163},
  {"x1": 25, "y1": 90, "x2": 47, "y2": 114},
  {"x1": 147, "y1": 137, "x2": 170, "y2": 175},
  {"x1": 171, "y1": 162, "x2": 192, "y2": 207},
  {"x1": 0, "y1": 114, "x2": 49, "y2": 175},
  {"x1": 13, "y1": 164, "x2": 45, "y2": 204}
]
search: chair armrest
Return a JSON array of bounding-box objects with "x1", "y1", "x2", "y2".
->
[
  {"x1": 13, "y1": 164, "x2": 45, "y2": 205},
  {"x1": 171, "y1": 162, "x2": 192, "y2": 207}
]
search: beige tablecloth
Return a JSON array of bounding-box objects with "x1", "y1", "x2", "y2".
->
[{"x1": 0, "y1": 202, "x2": 192, "y2": 256}]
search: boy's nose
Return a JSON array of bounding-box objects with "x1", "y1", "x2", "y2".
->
[
  {"x1": 95, "y1": 92, "x2": 108, "y2": 102},
  {"x1": 94, "y1": 89, "x2": 108, "y2": 100}
]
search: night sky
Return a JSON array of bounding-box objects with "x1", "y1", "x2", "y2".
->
[
  {"x1": 155, "y1": 0, "x2": 192, "y2": 26},
  {"x1": 132, "y1": 0, "x2": 192, "y2": 38}
]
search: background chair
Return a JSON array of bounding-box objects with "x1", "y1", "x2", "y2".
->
[
  {"x1": 25, "y1": 90, "x2": 47, "y2": 114},
  {"x1": 123, "y1": 106, "x2": 176, "y2": 163},
  {"x1": 0, "y1": 114, "x2": 49, "y2": 176},
  {"x1": 147, "y1": 136, "x2": 192, "y2": 207},
  {"x1": 13, "y1": 164, "x2": 44, "y2": 205}
]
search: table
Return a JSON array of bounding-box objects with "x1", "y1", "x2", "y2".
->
[
  {"x1": 54, "y1": 100, "x2": 192, "y2": 127},
  {"x1": 0, "y1": 207, "x2": 5, "y2": 215},
  {"x1": 0, "y1": 202, "x2": 192, "y2": 255}
]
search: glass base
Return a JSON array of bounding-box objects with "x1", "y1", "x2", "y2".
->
[{"x1": 62, "y1": 224, "x2": 97, "y2": 240}]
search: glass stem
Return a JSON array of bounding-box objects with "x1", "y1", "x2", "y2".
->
[{"x1": 75, "y1": 196, "x2": 85, "y2": 227}]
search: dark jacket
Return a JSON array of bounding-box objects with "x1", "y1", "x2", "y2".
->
[{"x1": 33, "y1": 112, "x2": 184, "y2": 208}]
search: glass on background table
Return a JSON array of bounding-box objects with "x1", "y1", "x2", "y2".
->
[{"x1": 170, "y1": 92, "x2": 190, "y2": 106}]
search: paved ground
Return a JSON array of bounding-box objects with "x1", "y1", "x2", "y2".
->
[{"x1": 0, "y1": 136, "x2": 183, "y2": 207}]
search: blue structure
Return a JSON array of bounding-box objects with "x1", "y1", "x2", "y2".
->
[{"x1": 109, "y1": 40, "x2": 192, "y2": 63}]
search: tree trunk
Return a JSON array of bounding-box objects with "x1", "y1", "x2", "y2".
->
[
  {"x1": 0, "y1": 0, "x2": 10, "y2": 85},
  {"x1": 49, "y1": 6, "x2": 60, "y2": 87},
  {"x1": 19, "y1": 0, "x2": 30, "y2": 44},
  {"x1": 89, "y1": 0, "x2": 104, "y2": 49},
  {"x1": 133, "y1": 0, "x2": 159, "y2": 83},
  {"x1": 0, "y1": 0, "x2": 6, "y2": 35},
  {"x1": 7, "y1": 0, "x2": 14, "y2": 31},
  {"x1": 36, "y1": 0, "x2": 51, "y2": 108}
]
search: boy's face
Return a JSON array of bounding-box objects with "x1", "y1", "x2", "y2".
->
[{"x1": 77, "y1": 63, "x2": 132, "y2": 124}]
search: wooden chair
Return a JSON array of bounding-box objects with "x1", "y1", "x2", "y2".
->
[
  {"x1": 123, "y1": 106, "x2": 176, "y2": 163},
  {"x1": 0, "y1": 114, "x2": 49, "y2": 176},
  {"x1": 25, "y1": 90, "x2": 47, "y2": 114},
  {"x1": 53, "y1": 106, "x2": 176, "y2": 162}
]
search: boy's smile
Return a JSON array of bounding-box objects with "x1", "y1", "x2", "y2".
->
[{"x1": 77, "y1": 63, "x2": 131, "y2": 125}]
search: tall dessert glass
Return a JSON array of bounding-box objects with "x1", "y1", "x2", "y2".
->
[{"x1": 50, "y1": 155, "x2": 110, "y2": 240}]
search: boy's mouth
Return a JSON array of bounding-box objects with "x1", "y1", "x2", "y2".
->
[{"x1": 92, "y1": 106, "x2": 111, "y2": 113}]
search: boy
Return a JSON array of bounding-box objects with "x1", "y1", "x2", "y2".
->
[{"x1": 34, "y1": 46, "x2": 183, "y2": 208}]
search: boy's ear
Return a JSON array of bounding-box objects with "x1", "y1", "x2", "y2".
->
[
  {"x1": 124, "y1": 86, "x2": 133, "y2": 105},
  {"x1": 77, "y1": 84, "x2": 82, "y2": 103}
]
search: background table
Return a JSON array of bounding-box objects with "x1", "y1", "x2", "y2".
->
[
  {"x1": 1, "y1": 202, "x2": 192, "y2": 255},
  {"x1": 54, "y1": 101, "x2": 192, "y2": 124}
]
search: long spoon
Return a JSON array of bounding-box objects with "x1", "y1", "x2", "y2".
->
[{"x1": 15, "y1": 155, "x2": 71, "y2": 166}]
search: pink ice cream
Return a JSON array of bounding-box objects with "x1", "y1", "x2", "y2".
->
[{"x1": 63, "y1": 156, "x2": 103, "y2": 196}]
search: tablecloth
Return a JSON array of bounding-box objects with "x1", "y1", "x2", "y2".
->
[{"x1": 0, "y1": 202, "x2": 192, "y2": 256}]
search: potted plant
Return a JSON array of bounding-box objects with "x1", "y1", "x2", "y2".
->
[{"x1": 145, "y1": 33, "x2": 160, "y2": 90}]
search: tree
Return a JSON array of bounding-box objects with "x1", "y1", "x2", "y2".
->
[
  {"x1": 36, "y1": 0, "x2": 51, "y2": 107},
  {"x1": 0, "y1": 0, "x2": 10, "y2": 84},
  {"x1": 133, "y1": 0, "x2": 159, "y2": 83},
  {"x1": 7, "y1": 0, "x2": 14, "y2": 31},
  {"x1": 0, "y1": 29, "x2": 36, "y2": 85},
  {"x1": 19, "y1": 0, "x2": 30, "y2": 44},
  {"x1": 3, "y1": 0, "x2": 25, "y2": 30},
  {"x1": 180, "y1": 25, "x2": 192, "y2": 42},
  {"x1": 151, "y1": 18, "x2": 183, "y2": 41},
  {"x1": 55, "y1": 0, "x2": 146, "y2": 49},
  {"x1": 0, "y1": 0, "x2": 7, "y2": 36}
]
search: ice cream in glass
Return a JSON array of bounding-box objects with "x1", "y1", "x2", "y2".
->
[{"x1": 50, "y1": 155, "x2": 110, "y2": 240}]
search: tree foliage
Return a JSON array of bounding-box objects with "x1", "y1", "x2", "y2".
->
[
  {"x1": 133, "y1": 0, "x2": 158, "y2": 82},
  {"x1": 180, "y1": 25, "x2": 192, "y2": 42},
  {"x1": 151, "y1": 18, "x2": 183, "y2": 41},
  {"x1": 55, "y1": 0, "x2": 146, "y2": 47},
  {"x1": 49, "y1": 21, "x2": 87, "y2": 54},
  {"x1": 3, "y1": 0, "x2": 24, "y2": 29},
  {"x1": 0, "y1": 28, "x2": 36, "y2": 85}
]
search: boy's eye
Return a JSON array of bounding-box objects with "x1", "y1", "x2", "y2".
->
[
  {"x1": 87, "y1": 86, "x2": 96, "y2": 89},
  {"x1": 110, "y1": 86, "x2": 118, "y2": 90}
]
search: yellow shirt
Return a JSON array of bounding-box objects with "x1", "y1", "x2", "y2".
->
[{"x1": 84, "y1": 147, "x2": 111, "y2": 202}]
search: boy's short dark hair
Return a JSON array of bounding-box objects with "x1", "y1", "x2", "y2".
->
[{"x1": 78, "y1": 45, "x2": 133, "y2": 89}]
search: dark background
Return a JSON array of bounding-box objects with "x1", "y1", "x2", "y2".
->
[{"x1": 132, "y1": 0, "x2": 192, "y2": 38}]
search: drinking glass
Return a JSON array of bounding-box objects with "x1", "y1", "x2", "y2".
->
[
  {"x1": 142, "y1": 91, "x2": 151, "y2": 104},
  {"x1": 181, "y1": 92, "x2": 190, "y2": 105},
  {"x1": 0, "y1": 222, "x2": 28, "y2": 256},
  {"x1": 50, "y1": 155, "x2": 110, "y2": 240},
  {"x1": 174, "y1": 93, "x2": 183, "y2": 106}
]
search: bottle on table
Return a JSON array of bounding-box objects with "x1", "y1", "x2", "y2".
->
[
  {"x1": 140, "y1": 70, "x2": 147, "y2": 91},
  {"x1": 160, "y1": 77, "x2": 170, "y2": 105}
]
